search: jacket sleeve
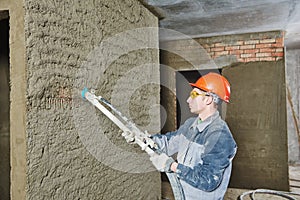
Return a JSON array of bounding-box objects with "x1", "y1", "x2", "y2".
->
[
  {"x1": 151, "y1": 118, "x2": 195, "y2": 156},
  {"x1": 175, "y1": 128, "x2": 237, "y2": 192},
  {"x1": 151, "y1": 129, "x2": 182, "y2": 156}
]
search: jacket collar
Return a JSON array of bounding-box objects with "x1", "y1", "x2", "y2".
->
[{"x1": 191, "y1": 111, "x2": 219, "y2": 132}]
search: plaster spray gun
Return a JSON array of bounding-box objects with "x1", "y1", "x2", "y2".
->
[
  {"x1": 81, "y1": 88, "x2": 185, "y2": 200},
  {"x1": 81, "y1": 88, "x2": 158, "y2": 154}
]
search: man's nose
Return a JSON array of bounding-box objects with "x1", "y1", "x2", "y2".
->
[{"x1": 187, "y1": 96, "x2": 191, "y2": 103}]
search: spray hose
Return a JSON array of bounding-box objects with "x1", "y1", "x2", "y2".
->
[{"x1": 238, "y1": 189, "x2": 300, "y2": 200}]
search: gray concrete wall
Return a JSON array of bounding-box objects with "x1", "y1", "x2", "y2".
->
[
  {"x1": 224, "y1": 61, "x2": 288, "y2": 190},
  {"x1": 286, "y1": 49, "x2": 300, "y2": 163},
  {"x1": 24, "y1": 0, "x2": 160, "y2": 199}
]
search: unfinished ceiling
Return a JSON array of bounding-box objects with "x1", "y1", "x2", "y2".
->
[{"x1": 143, "y1": 0, "x2": 300, "y2": 49}]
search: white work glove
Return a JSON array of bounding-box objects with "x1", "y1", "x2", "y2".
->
[
  {"x1": 150, "y1": 153, "x2": 174, "y2": 172},
  {"x1": 121, "y1": 131, "x2": 135, "y2": 144}
]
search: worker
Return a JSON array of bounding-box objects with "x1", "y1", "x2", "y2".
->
[{"x1": 149, "y1": 72, "x2": 237, "y2": 200}]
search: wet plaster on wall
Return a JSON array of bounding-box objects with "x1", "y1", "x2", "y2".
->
[{"x1": 24, "y1": 0, "x2": 160, "y2": 199}]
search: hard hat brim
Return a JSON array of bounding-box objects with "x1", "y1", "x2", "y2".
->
[{"x1": 189, "y1": 83, "x2": 208, "y2": 92}]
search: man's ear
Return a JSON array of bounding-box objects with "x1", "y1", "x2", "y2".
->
[{"x1": 205, "y1": 95, "x2": 214, "y2": 105}]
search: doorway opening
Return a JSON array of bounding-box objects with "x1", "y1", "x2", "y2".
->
[{"x1": 0, "y1": 11, "x2": 10, "y2": 200}]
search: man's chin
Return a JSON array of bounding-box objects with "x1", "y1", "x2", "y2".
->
[{"x1": 190, "y1": 109, "x2": 197, "y2": 114}]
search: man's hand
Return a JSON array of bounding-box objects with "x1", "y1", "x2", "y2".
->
[
  {"x1": 150, "y1": 153, "x2": 174, "y2": 172},
  {"x1": 170, "y1": 162, "x2": 178, "y2": 172},
  {"x1": 121, "y1": 131, "x2": 135, "y2": 144}
]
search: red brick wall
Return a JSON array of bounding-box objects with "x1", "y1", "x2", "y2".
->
[
  {"x1": 200, "y1": 31, "x2": 284, "y2": 63},
  {"x1": 160, "y1": 31, "x2": 285, "y2": 71}
]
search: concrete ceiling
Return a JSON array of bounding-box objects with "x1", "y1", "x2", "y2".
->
[{"x1": 143, "y1": 0, "x2": 300, "y2": 49}]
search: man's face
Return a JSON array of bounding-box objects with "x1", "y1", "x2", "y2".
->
[{"x1": 186, "y1": 88, "x2": 208, "y2": 114}]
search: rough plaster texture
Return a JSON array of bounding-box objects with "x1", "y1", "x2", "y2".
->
[
  {"x1": 286, "y1": 49, "x2": 300, "y2": 163},
  {"x1": 24, "y1": 0, "x2": 160, "y2": 199},
  {"x1": 223, "y1": 61, "x2": 288, "y2": 190}
]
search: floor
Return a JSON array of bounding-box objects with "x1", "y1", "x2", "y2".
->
[{"x1": 289, "y1": 164, "x2": 300, "y2": 194}]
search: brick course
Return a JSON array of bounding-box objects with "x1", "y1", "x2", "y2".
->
[{"x1": 160, "y1": 31, "x2": 285, "y2": 73}]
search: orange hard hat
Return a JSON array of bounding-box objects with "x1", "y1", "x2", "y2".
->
[{"x1": 189, "y1": 72, "x2": 230, "y2": 103}]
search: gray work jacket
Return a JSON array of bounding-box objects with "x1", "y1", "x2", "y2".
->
[{"x1": 152, "y1": 111, "x2": 237, "y2": 200}]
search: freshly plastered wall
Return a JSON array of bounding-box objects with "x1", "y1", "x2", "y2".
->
[{"x1": 24, "y1": 0, "x2": 160, "y2": 200}]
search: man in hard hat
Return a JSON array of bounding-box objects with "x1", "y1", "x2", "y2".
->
[{"x1": 150, "y1": 72, "x2": 237, "y2": 200}]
